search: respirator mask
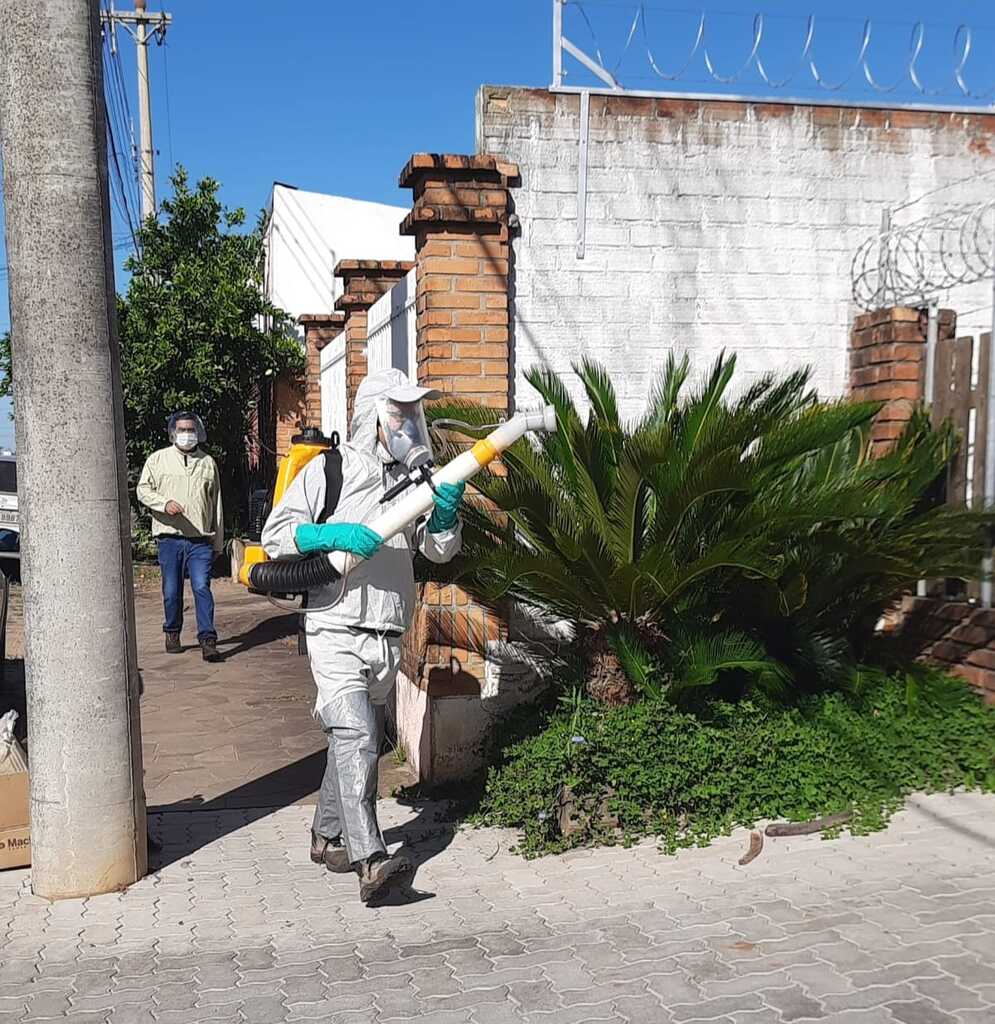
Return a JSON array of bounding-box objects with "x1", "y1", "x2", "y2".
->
[
  {"x1": 377, "y1": 397, "x2": 433, "y2": 472},
  {"x1": 167, "y1": 410, "x2": 207, "y2": 453}
]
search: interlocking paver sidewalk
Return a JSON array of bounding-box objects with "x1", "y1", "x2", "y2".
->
[
  {"x1": 0, "y1": 790, "x2": 993, "y2": 1023},
  {"x1": 2, "y1": 579, "x2": 994, "y2": 1021}
]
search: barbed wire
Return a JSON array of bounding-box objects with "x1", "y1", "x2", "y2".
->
[
  {"x1": 852, "y1": 201, "x2": 995, "y2": 310},
  {"x1": 562, "y1": 2, "x2": 995, "y2": 101}
]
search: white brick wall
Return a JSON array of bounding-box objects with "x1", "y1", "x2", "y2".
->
[{"x1": 479, "y1": 88, "x2": 995, "y2": 421}]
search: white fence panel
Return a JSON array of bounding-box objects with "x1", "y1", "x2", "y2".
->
[
  {"x1": 319, "y1": 333, "x2": 347, "y2": 441},
  {"x1": 366, "y1": 268, "x2": 417, "y2": 379}
]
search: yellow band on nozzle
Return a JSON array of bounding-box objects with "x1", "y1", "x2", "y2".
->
[{"x1": 470, "y1": 438, "x2": 499, "y2": 466}]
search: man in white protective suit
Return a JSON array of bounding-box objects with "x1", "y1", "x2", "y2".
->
[{"x1": 261, "y1": 368, "x2": 463, "y2": 903}]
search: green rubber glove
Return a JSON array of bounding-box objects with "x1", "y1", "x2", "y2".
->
[
  {"x1": 295, "y1": 522, "x2": 383, "y2": 559},
  {"x1": 427, "y1": 481, "x2": 465, "y2": 533}
]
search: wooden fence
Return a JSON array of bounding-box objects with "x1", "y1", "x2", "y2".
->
[{"x1": 929, "y1": 330, "x2": 991, "y2": 599}]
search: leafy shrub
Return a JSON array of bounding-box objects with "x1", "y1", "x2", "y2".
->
[
  {"x1": 428, "y1": 354, "x2": 990, "y2": 704},
  {"x1": 474, "y1": 667, "x2": 995, "y2": 857},
  {"x1": 130, "y1": 517, "x2": 158, "y2": 563}
]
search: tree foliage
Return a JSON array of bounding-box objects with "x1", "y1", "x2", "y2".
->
[{"x1": 0, "y1": 168, "x2": 303, "y2": 514}]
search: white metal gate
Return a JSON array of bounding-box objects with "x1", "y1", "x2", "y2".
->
[
  {"x1": 366, "y1": 268, "x2": 417, "y2": 380},
  {"x1": 319, "y1": 332, "x2": 347, "y2": 441}
]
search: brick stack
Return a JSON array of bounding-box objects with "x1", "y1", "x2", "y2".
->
[
  {"x1": 273, "y1": 374, "x2": 306, "y2": 458},
  {"x1": 298, "y1": 313, "x2": 345, "y2": 433},
  {"x1": 394, "y1": 153, "x2": 520, "y2": 781},
  {"x1": 333, "y1": 260, "x2": 414, "y2": 428},
  {"x1": 849, "y1": 307, "x2": 956, "y2": 454},
  {"x1": 400, "y1": 153, "x2": 519, "y2": 410},
  {"x1": 890, "y1": 595, "x2": 995, "y2": 705}
]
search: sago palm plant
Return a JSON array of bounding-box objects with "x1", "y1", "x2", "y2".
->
[{"x1": 427, "y1": 353, "x2": 989, "y2": 705}]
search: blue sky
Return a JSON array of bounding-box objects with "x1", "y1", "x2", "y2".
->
[{"x1": 1, "y1": 0, "x2": 994, "y2": 449}]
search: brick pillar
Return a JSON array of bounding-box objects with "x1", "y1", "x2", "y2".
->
[
  {"x1": 333, "y1": 260, "x2": 414, "y2": 428},
  {"x1": 395, "y1": 154, "x2": 520, "y2": 783},
  {"x1": 298, "y1": 312, "x2": 345, "y2": 433},
  {"x1": 400, "y1": 153, "x2": 519, "y2": 408},
  {"x1": 273, "y1": 373, "x2": 306, "y2": 458},
  {"x1": 849, "y1": 307, "x2": 956, "y2": 455}
]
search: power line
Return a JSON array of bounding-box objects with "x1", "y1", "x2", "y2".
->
[
  {"x1": 101, "y1": 39, "x2": 140, "y2": 231},
  {"x1": 101, "y1": 3, "x2": 173, "y2": 220},
  {"x1": 103, "y1": 38, "x2": 142, "y2": 221},
  {"x1": 103, "y1": 95, "x2": 140, "y2": 250}
]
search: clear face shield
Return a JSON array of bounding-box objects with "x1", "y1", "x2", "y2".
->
[
  {"x1": 168, "y1": 411, "x2": 207, "y2": 452},
  {"x1": 377, "y1": 397, "x2": 433, "y2": 472}
]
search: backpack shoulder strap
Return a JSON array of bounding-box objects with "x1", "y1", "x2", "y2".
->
[{"x1": 316, "y1": 446, "x2": 343, "y2": 524}]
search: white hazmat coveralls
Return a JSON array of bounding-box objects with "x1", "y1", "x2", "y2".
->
[{"x1": 261, "y1": 369, "x2": 461, "y2": 864}]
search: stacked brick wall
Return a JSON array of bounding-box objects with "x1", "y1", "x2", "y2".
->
[
  {"x1": 478, "y1": 87, "x2": 995, "y2": 416},
  {"x1": 333, "y1": 260, "x2": 414, "y2": 428},
  {"x1": 299, "y1": 313, "x2": 345, "y2": 433},
  {"x1": 273, "y1": 372, "x2": 306, "y2": 458},
  {"x1": 397, "y1": 154, "x2": 519, "y2": 726},
  {"x1": 848, "y1": 307, "x2": 956, "y2": 454},
  {"x1": 891, "y1": 596, "x2": 995, "y2": 705},
  {"x1": 400, "y1": 154, "x2": 518, "y2": 411}
]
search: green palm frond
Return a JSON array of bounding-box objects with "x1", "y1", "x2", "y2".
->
[
  {"x1": 430, "y1": 353, "x2": 992, "y2": 705},
  {"x1": 667, "y1": 629, "x2": 792, "y2": 703}
]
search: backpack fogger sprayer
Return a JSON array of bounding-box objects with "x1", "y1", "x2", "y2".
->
[{"x1": 238, "y1": 406, "x2": 558, "y2": 603}]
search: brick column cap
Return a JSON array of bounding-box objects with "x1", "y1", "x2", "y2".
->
[
  {"x1": 298, "y1": 311, "x2": 346, "y2": 351},
  {"x1": 399, "y1": 153, "x2": 520, "y2": 188},
  {"x1": 333, "y1": 259, "x2": 414, "y2": 281},
  {"x1": 298, "y1": 312, "x2": 346, "y2": 326},
  {"x1": 853, "y1": 306, "x2": 956, "y2": 332},
  {"x1": 399, "y1": 153, "x2": 520, "y2": 238},
  {"x1": 401, "y1": 204, "x2": 507, "y2": 236},
  {"x1": 333, "y1": 260, "x2": 416, "y2": 313}
]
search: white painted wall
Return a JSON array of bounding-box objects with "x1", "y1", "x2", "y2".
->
[
  {"x1": 366, "y1": 268, "x2": 418, "y2": 379},
  {"x1": 262, "y1": 184, "x2": 413, "y2": 338},
  {"x1": 319, "y1": 332, "x2": 347, "y2": 442},
  {"x1": 478, "y1": 88, "x2": 995, "y2": 419}
]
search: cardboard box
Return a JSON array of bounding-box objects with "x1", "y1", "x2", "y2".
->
[{"x1": 0, "y1": 748, "x2": 30, "y2": 870}]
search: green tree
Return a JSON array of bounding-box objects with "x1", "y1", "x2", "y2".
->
[
  {"x1": 118, "y1": 168, "x2": 302, "y2": 511},
  {"x1": 0, "y1": 167, "x2": 303, "y2": 517}
]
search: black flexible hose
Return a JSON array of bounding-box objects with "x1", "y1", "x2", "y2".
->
[{"x1": 247, "y1": 554, "x2": 341, "y2": 594}]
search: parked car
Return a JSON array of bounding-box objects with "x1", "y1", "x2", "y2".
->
[{"x1": 0, "y1": 455, "x2": 19, "y2": 571}]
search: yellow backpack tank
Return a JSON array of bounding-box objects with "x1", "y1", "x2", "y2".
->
[{"x1": 238, "y1": 428, "x2": 336, "y2": 588}]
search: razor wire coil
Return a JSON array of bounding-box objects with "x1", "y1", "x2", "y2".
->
[
  {"x1": 561, "y1": 2, "x2": 995, "y2": 101},
  {"x1": 851, "y1": 201, "x2": 995, "y2": 311}
]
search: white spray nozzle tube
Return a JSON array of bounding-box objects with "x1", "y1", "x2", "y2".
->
[{"x1": 328, "y1": 404, "x2": 557, "y2": 575}]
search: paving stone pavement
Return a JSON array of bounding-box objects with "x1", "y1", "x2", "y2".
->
[{"x1": 2, "y1": 791, "x2": 994, "y2": 1023}]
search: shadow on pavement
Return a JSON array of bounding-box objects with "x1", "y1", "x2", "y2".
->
[
  {"x1": 149, "y1": 751, "x2": 460, "y2": 882},
  {"x1": 217, "y1": 611, "x2": 299, "y2": 659},
  {"x1": 912, "y1": 794, "x2": 995, "y2": 848}
]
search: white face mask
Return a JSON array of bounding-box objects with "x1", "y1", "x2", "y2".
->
[{"x1": 174, "y1": 431, "x2": 198, "y2": 451}]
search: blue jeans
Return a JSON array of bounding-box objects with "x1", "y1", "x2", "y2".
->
[{"x1": 157, "y1": 537, "x2": 216, "y2": 641}]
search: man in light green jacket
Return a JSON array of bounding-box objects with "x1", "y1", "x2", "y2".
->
[{"x1": 137, "y1": 411, "x2": 224, "y2": 662}]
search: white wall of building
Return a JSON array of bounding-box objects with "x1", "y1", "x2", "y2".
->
[
  {"x1": 478, "y1": 88, "x2": 995, "y2": 419},
  {"x1": 262, "y1": 184, "x2": 413, "y2": 338}
]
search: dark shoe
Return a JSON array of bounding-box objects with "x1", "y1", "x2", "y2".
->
[
  {"x1": 310, "y1": 830, "x2": 350, "y2": 874},
  {"x1": 356, "y1": 850, "x2": 413, "y2": 904},
  {"x1": 164, "y1": 631, "x2": 182, "y2": 654},
  {"x1": 200, "y1": 638, "x2": 222, "y2": 663}
]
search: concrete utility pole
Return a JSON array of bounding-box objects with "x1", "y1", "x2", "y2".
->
[
  {"x1": 0, "y1": 0, "x2": 147, "y2": 898},
  {"x1": 102, "y1": 0, "x2": 172, "y2": 219}
]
